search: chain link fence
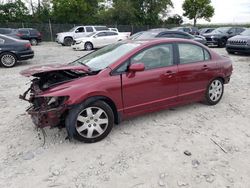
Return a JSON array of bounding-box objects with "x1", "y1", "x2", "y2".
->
[
  {"x1": 0, "y1": 22, "x2": 179, "y2": 41},
  {"x1": 1, "y1": 22, "x2": 249, "y2": 41}
]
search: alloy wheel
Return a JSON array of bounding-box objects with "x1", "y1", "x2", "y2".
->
[
  {"x1": 76, "y1": 107, "x2": 109, "y2": 139},
  {"x1": 1, "y1": 54, "x2": 16, "y2": 67},
  {"x1": 208, "y1": 80, "x2": 223, "y2": 102}
]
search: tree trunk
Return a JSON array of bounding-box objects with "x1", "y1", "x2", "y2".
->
[{"x1": 193, "y1": 18, "x2": 197, "y2": 27}]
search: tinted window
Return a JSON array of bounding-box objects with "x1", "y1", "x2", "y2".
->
[
  {"x1": 236, "y1": 28, "x2": 245, "y2": 34},
  {"x1": 95, "y1": 26, "x2": 108, "y2": 31},
  {"x1": 178, "y1": 43, "x2": 206, "y2": 64},
  {"x1": 76, "y1": 27, "x2": 84, "y2": 33},
  {"x1": 204, "y1": 49, "x2": 211, "y2": 60},
  {"x1": 131, "y1": 44, "x2": 173, "y2": 70},
  {"x1": 30, "y1": 29, "x2": 39, "y2": 35},
  {"x1": 86, "y1": 27, "x2": 94, "y2": 32},
  {"x1": 97, "y1": 32, "x2": 106, "y2": 37},
  {"x1": 18, "y1": 29, "x2": 29, "y2": 34},
  {"x1": 158, "y1": 33, "x2": 173, "y2": 38},
  {"x1": 106, "y1": 32, "x2": 118, "y2": 36},
  {"x1": 173, "y1": 33, "x2": 190, "y2": 39}
]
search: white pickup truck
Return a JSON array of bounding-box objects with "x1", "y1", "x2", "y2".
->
[
  {"x1": 108, "y1": 28, "x2": 131, "y2": 40},
  {"x1": 55, "y1": 25, "x2": 108, "y2": 46}
]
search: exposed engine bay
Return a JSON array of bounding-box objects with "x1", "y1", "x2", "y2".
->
[{"x1": 20, "y1": 69, "x2": 93, "y2": 128}]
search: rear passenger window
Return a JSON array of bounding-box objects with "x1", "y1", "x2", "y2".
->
[
  {"x1": 86, "y1": 27, "x2": 94, "y2": 32},
  {"x1": 106, "y1": 32, "x2": 118, "y2": 36},
  {"x1": 19, "y1": 30, "x2": 29, "y2": 35},
  {"x1": 178, "y1": 43, "x2": 207, "y2": 64}
]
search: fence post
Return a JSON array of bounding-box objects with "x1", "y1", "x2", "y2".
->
[
  {"x1": 22, "y1": 22, "x2": 24, "y2": 28},
  {"x1": 131, "y1": 25, "x2": 133, "y2": 34},
  {"x1": 49, "y1": 19, "x2": 53, "y2": 42}
]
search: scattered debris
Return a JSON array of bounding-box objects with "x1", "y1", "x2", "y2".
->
[
  {"x1": 158, "y1": 180, "x2": 165, "y2": 187},
  {"x1": 192, "y1": 159, "x2": 200, "y2": 168},
  {"x1": 22, "y1": 151, "x2": 35, "y2": 160},
  {"x1": 184, "y1": 150, "x2": 192, "y2": 156},
  {"x1": 210, "y1": 138, "x2": 228, "y2": 153},
  {"x1": 177, "y1": 181, "x2": 189, "y2": 187}
]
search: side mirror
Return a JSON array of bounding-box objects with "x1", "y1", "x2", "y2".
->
[
  {"x1": 227, "y1": 31, "x2": 233, "y2": 34},
  {"x1": 75, "y1": 30, "x2": 79, "y2": 33},
  {"x1": 129, "y1": 63, "x2": 145, "y2": 72}
]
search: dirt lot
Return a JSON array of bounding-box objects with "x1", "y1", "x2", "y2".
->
[{"x1": 0, "y1": 43, "x2": 250, "y2": 188}]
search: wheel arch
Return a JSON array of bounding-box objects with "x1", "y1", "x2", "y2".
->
[{"x1": 79, "y1": 95, "x2": 120, "y2": 125}]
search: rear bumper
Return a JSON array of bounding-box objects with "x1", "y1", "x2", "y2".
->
[
  {"x1": 16, "y1": 50, "x2": 34, "y2": 60},
  {"x1": 226, "y1": 45, "x2": 250, "y2": 53}
]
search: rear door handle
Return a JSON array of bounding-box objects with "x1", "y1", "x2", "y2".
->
[{"x1": 202, "y1": 65, "x2": 208, "y2": 71}]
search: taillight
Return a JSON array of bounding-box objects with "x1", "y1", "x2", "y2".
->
[
  {"x1": 25, "y1": 43, "x2": 31, "y2": 49},
  {"x1": 16, "y1": 33, "x2": 23, "y2": 37}
]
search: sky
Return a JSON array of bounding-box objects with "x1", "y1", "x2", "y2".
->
[{"x1": 170, "y1": 0, "x2": 250, "y2": 24}]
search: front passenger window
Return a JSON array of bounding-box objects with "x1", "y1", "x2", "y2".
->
[{"x1": 131, "y1": 44, "x2": 173, "y2": 70}]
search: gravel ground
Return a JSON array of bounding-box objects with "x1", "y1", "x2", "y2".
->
[{"x1": 0, "y1": 42, "x2": 250, "y2": 188}]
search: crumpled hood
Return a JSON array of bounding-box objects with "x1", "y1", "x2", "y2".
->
[{"x1": 20, "y1": 64, "x2": 89, "y2": 77}]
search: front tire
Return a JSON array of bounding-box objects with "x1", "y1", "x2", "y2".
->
[
  {"x1": 66, "y1": 101, "x2": 114, "y2": 143},
  {"x1": 0, "y1": 52, "x2": 17, "y2": 68},
  {"x1": 218, "y1": 38, "x2": 227, "y2": 48},
  {"x1": 63, "y1": 37, "x2": 73, "y2": 46},
  {"x1": 85, "y1": 42, "x2": 93, "y2": 51},
  {"x1": 205, "y1": 78, "x2": 224, "y2": 105}
]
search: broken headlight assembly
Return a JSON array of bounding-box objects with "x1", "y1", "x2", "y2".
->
[{"x1": 32, "y1": 96, "x2": 69, "y2": 110}]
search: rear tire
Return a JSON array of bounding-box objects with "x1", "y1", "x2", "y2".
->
[
  {"x1": 205, "y1": 78, "x2": 224, "y2": 105},
  {"x1": 0, "y1": 52, "x2": 17, "y2": 68},
  {"x1": 85, "y1": 42, "x2": 93, "y2": 51},
  {"x1": 66, "y1": 100, "x2": 114, "y2": 143},
  {"x1": 63, "y1": 37, "x2": 73, "y2": 46}
]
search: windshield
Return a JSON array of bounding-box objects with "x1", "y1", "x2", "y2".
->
[
  {"x1": 86, "y1": 32, "x2": 97, "y2": 37},
  {"x1": 211, "y1": 27, "x2": 230, "y2": 34},
  {"x1": 69, "y1": 27, "x2": 78, "y2": 32},
  {"x1": 72, "y1": 42, "x2": 141, "y2": 71},
  {"x1": 240, "y1": 29, "x2": 250, "y2": 36}
]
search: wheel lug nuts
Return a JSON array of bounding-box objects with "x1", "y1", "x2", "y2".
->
[
  {"x1": 93, "y1": 124, "x2": 96, "y2": 126},
  {"x1": 88, "y1": 125, "x2": 91, "y2": 127},
  {"x1": 94, "y1": 119, "x2": 97, "y2": 122}
]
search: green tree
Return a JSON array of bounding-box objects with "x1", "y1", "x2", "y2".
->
[
  {"x1": 0, "y1": 0, "x2": 29, "y2": 23},
  {"x1": 165, "y1": 14, "x2": 183, "y2": 25},
  {"x1": 51, "y1": 0, "x2": 100, "y2": 23},
  {"x1": 182, "y1": 0, "x2": 214, "y2": 26}
]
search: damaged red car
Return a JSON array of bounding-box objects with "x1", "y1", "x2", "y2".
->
[{"x1": 20, "y1": 39, "x2": 233, "y2": 143}]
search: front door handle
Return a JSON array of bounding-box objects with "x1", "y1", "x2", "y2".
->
[{"x1": 164, "y1": 71, "x2": 176, "y2": 76}]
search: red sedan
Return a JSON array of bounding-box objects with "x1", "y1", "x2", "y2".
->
[{"x1": 20, "y1": 39, "x2": 233, "y2": 143}]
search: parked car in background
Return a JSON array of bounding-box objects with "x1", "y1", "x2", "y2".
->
[
  {"x1": 171, "y1": 27, "x2": 200, "y2": 35},
  {"x1": 108, "y1": 28, "x2": 131, "y2": 39},
  {"x1": 202, "y1": 27, "x2": 246, "y2": 47},
  {"x1": 72, "y1": 31, "x2": 126, "y2": 51},
  {"x1": 0, "y1": 34, "x2": 34, "y2": 67},
  {"x1": 20, "y1": 39, "x2": 232, "y2": 143},
  {"x1": 226, "y1": 29, "x2": 250, "y2": 54},
  {"x1": 15, "y1": 28, "x2": 42, "y2": 45},
  {"x1": 0, "y1": 28, "x2": 19, "y2": 38},
  {"x1": 56, "y1": 25, "x2": 108, "y2": 46},
  {"x1": 199, "y1": 28, "x2": 215, "y2": 35},
  {"x1": 131, "y1": 30, "x2": 207, "y2": 45}
]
